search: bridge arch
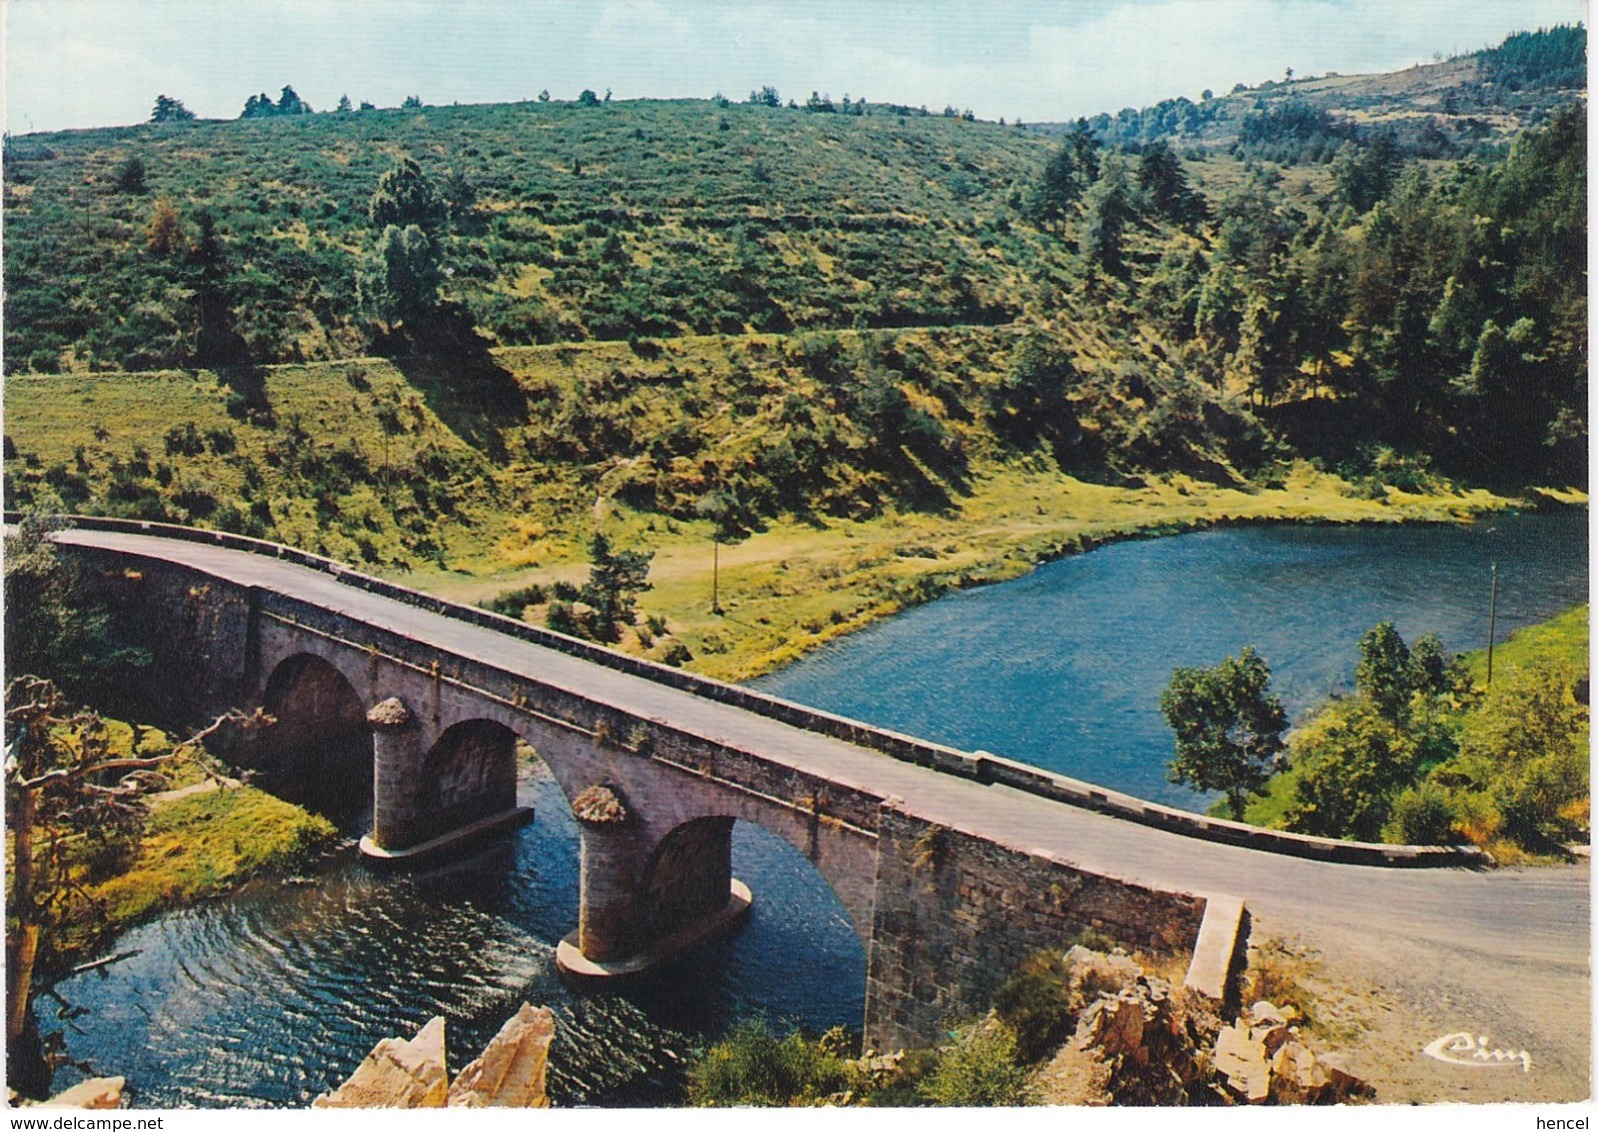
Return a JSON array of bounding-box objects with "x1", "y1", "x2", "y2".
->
[
  {"x1": 633, "y1": 814, "x2": 868, "y2": 1020},
  {"x1": 640, "y1": 816, "x2": 736, "y2": 941},
  {"x1": 635, "y1": 798, "x2": 877, "y2": 950},
  {"x1": 414, "y1": 718, "x2": 521, "y2": 845},
  {"x1": 252, "y1": 652, "x2": 373, "y2": 819}
]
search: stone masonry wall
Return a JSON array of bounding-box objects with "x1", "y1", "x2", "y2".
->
[
  {"x1": 864, "y1": 804, "x2": 1209, "y2": 1050},
  {"x1": 67, "y1": 548, "x2": 257, "y2": 728}
]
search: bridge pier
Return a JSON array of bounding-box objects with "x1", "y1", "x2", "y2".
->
[
  {"x1": 364, "y1": 697, "x2": 426, "y2": 852},
  {"x1": 359, "y1": 696, "x2": 532, "y2": 861},
  {"x1": 556, "y1": 788, "x2": 752, "y2": 978}
]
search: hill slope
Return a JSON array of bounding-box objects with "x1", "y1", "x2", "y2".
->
[
  {"x1": 4, "y1": 99, "x2": 1064, "y2": 368},
  {"x1": 1068, "y1": 22, "x2": 1587, "y2": 158},
  {"x1": 2, "y1": 29, "x2": 1586, "y2": 678}
]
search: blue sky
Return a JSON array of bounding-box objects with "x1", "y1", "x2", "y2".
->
[{"x1": 2, "y1": 0, "x2": 1585, "y2": 134}]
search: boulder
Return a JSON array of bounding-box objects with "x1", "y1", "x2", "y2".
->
[
  {"x1": 1269, "y1": 1041, "x2": 1330, "y2": 1103},
  {"x1": 37, "y1": 1077, "x2": 125, "y2": 1109},
  {"x1": 314, "y1": 1016, "x2": 449, "y2": 1108},
  {"x1": 1247, "y1": 1001, "x2": 1289, "y2": 1028},
  {"x1": 1213, "y1": 1020, "x2": 1272, "y2": 1103},
  {"x1": 448, "y1": 1003, "x2": 555, "y2": 1108},
  {"x1": 1064, "y1": 945, "x2": 1144, "y2": 1011},
  {"x1": 1212, "y1": 1008, "x2": 1371, "y2": 1105}
]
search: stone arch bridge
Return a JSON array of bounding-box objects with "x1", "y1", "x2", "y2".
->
[{"x1": 35, "y1": 519, "x2": 1486, "y2": 1049}]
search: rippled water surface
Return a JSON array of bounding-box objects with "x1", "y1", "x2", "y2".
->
[
  {"x1": 43, "y1": 512, "x2": 1587, "y2": 1105},
  {"x1": 47, "y1": 766, "x2": 867, "y2": 1107}
]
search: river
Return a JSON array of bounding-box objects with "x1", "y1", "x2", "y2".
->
[
  {"x1": 40, "y1": 510, "x2": 1587, "y2": 1106},
  {"x1": 755, "y1": 509, "x2": 1590, "y2": 808}
]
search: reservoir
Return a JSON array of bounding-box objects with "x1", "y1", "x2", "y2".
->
[{"x1": 42, "y1": 510, "x2": 1588, "y2": 1106}]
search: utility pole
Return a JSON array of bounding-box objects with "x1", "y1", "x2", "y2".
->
[
  {"x1": 712, "y1": 538, "x2": 722, "y2": 615},
  {"x1": 1486, "y1": 561, "x2": 1499, "y2": 686}
]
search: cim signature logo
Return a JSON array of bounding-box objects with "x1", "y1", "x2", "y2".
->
[{"x1": 1423, "y1": 1031, "x2": 1532, "y2": 1072}]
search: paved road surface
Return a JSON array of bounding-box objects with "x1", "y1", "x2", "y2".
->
[{"x1": 52, "y1": 528, "x2": 1591, "y2": 1101}]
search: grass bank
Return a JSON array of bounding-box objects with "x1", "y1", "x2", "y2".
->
[
  {"x1": 1462, "y1": 602, "x2": 1590, "y2": 684},
  {"x1": 431, "y1": 463, "x2": 1542, "y2": 682},
  {"x1": 80, "y1": 785, "x2": 337, "y2": 949},
  {"x1": 14, "y1": 717, "x2": 338, "y2": 973}
]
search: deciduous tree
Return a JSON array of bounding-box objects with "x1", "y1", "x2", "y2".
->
[
  {"x1": 1160, "y1": 646, "x2": 1286, "y2": 819},
  {"x1": 364, "y1": 223, "x2": 442, "y2": 327}
]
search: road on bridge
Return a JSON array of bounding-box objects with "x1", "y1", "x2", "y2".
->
[{"x1": 51, "y1": 528, "x2": 1592, "y2": 1103}]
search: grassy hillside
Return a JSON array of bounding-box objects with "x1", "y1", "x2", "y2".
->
[
  {"x1": 3, "y1": 334, "x2": 1520, "y2": 680},
  {"x1": 2, "y1": 30, "x2": 1585, "y2": 678},
  {"x1": 1071, "y1": 23, "x2": 1586, "y2": 158},
  {"x1": 4, "y1": 99, "x2": 1064, "y2": 370}
]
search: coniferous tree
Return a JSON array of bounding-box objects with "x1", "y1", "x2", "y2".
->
[
  {"x1": 148, "y1": 94, "x2": 195, "y2": 123},
  {"x1": 580, "y1": 533, "x2": 653, "y2": 638},
  {"x1": 1137, "y1": 140, "x2": 1207, "y2": 228},
  {"x1": 368, "y1": 158, "x2": 446, "y2": 233},
  {"x1": 276, "y1": 85, "x2": 311, "y2": 115}
]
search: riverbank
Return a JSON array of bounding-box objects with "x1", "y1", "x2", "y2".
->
[
  {"x1": 421, "y1": 462, "x2": 1565, "y2": 682},
  {"x1": 22, "y1": 718, "x2": 338, "y2": 975},
  {"x1": 1235, "y1": 602, "x2": 1590, "y2": 860}
]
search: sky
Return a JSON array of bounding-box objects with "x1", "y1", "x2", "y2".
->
[{"x1": 1, "y1": 0, "x2": 1586, "y2": 135}]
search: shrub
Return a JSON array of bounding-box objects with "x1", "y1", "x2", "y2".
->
[
  {"x1": 1458, "y1": 659, "x2": 1589, "y2": 850},
  {"x1": 164, "y1": 422, "x2": 206, "y2": 457},
  {"x1": 545, "y1": 599, "x2": 578, "y2": 636},
  {"x1": 917, "y1": 1022, "x2": 1029, "y2": 1107},
  {"x1": 992, "y1": 950, "x2": 1074, "y2": 1062},
  {"x1": 113, "y1": 155, "x2": 146, "y2": 194},
  {"x1": 203, "y1": 426, "x2": 237, "y2": 455},
  {"x1": 685, "y1": 1020, "x2": 859, "y2": 1106},
  {"x1": 1385, "y1": 781, "x2": 1459, "y2": 845},
  {"x1": 480, "y1": 583, "x2": 546, "y2": 617}
]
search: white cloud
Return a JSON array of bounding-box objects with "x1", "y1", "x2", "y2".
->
[{"x1": 3, "y1": 0, "x2": 1586, "y2": 133}]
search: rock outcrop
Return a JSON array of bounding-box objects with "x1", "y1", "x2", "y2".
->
[
  {"x1": 448, "y1": 1003, "x2": 555, "y2": 1108},
  {"x1": 36, "y1": 1077, "x2": 126, "y2": 1109},
  {"x1": 314, "y1": 1015, "x2": 449, "y2": 1109},
  {"x1": 1062, "y1": 945, "x2": 1145, "y2": 1012},
  {"x1": 1032, "y1": 967, "x2": 1211, "y2": 1106},
  {"x1": 1212, "y1": 1001, "x2": 1369, "y2": 1105},
  {"x1": 314, "y1": 1005, "x2": 557, "y2": 1109}
]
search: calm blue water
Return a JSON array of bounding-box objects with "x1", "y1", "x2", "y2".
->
[
  {"x1": 756, "y1": 511, "x2": 1589, "y2": 809},
  {"x1": 39, "y1": 512, "x2": 1587, "y2": 1106}
]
